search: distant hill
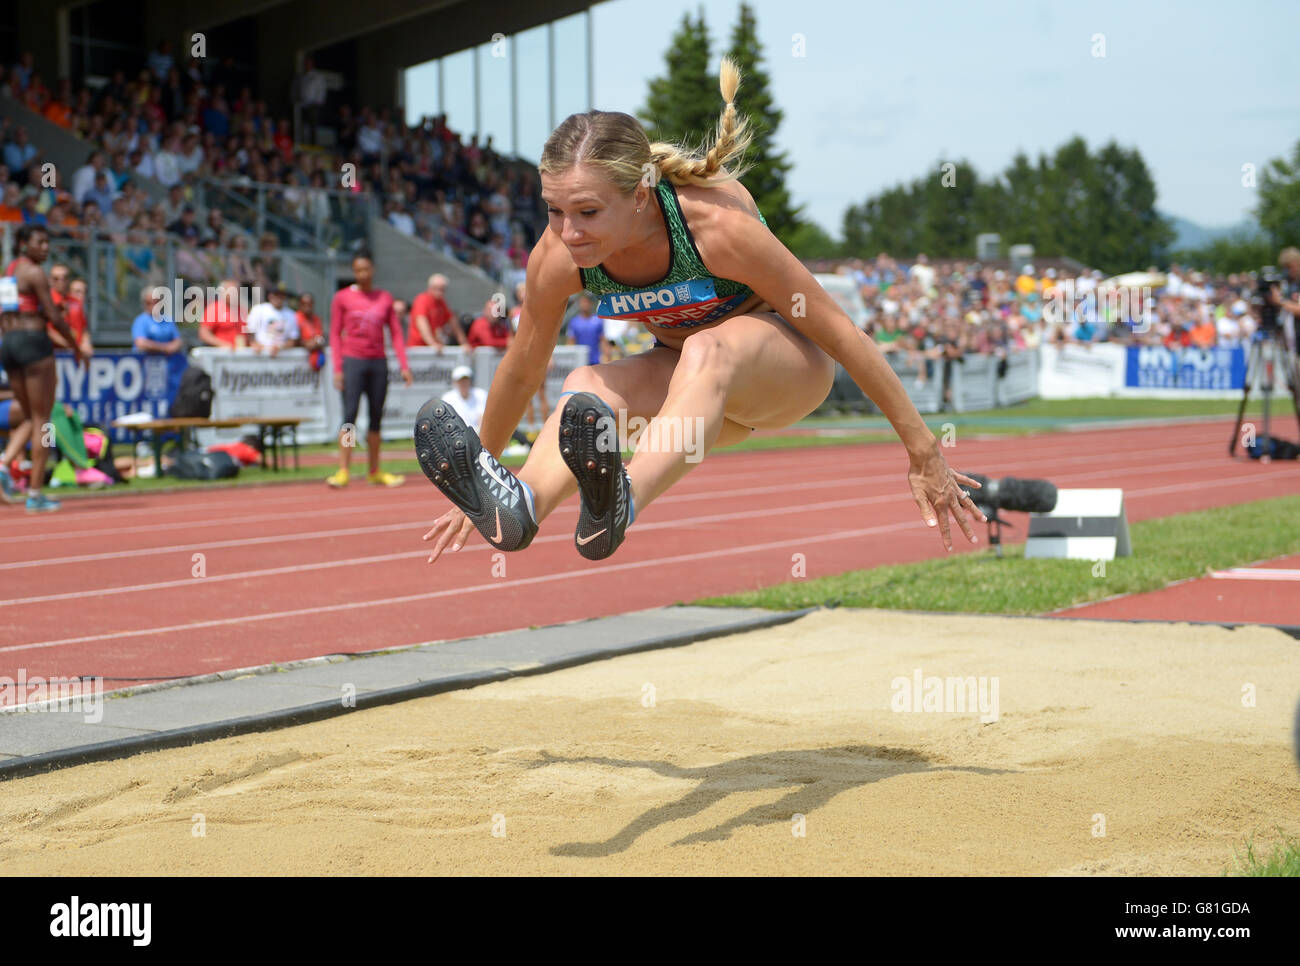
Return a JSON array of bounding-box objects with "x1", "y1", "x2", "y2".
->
[{"x1": 1163, "y1": 213, "x2": 1261, "y2": 250}]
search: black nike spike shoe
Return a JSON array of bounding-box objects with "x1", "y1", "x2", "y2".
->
[
  {"x1": 414, "y1": 399, "x2": 537, "y2": 551},
  {"x1": 558, "y1": 392, "x2": 633, "y2": 560}
]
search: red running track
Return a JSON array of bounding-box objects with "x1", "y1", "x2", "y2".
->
[
  {"x1": 0, "y1": 417, "x2": 1295, "y2": 688},
  {"x1": 1052, "y1": 553, "x2": 1300, "y2": 626}
]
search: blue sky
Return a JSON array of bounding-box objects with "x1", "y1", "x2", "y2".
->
[{"x1": 407, "y1": 0, "x2": 1300, "y2": 236}]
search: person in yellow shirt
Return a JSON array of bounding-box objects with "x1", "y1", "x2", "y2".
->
[{"x1": 1015, "y1": 267, "x2": 1037, "y2": 296}]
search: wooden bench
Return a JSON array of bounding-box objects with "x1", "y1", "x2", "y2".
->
[{"x1": 110, "y1": 416, "x2": 305, "y2": 476}]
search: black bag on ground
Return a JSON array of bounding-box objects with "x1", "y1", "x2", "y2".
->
[
  {"x1": 170, "y1": 450, "x2": 240, "y2": 480},
  {"x1": 172, "y1": 366, "x2": 214, "y2": 418},
  {"x1": 1247, "y1": 436, "x2": 1300, "y2": 460}
]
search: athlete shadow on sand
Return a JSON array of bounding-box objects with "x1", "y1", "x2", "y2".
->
[{"x1": 528, "y1": 744, "x2": 1012, "y2": 858}]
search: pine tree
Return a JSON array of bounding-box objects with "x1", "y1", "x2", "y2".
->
[
  {"x1": 639, "y1": 10, "x2": 718, "y2": 149},
  {"x1": 1257, "y1": 138, "x2": 1300, "y2": 251},
  {"x1": 724, "y1": 2, "x2": 801, "y2": 243}
]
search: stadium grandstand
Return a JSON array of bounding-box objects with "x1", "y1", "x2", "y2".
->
[{"x1": 0, "y1": 0, "x2": 597, "y2": 345}]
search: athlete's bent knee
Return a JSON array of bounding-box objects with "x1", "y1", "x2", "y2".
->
[
  {"x1": 560, "y1": 365, "x2": 604, "y2": 398},
  {"x1": 676, "y1": 330, "x2": 731, "y2": 384}
]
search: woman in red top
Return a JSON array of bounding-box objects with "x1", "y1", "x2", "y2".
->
[
  {"x1": 326, "y1": 253, "x2": 412, "y2": 488},
  {"x1": 1, "y1": 225, "x2": 86, "y2": 512}
]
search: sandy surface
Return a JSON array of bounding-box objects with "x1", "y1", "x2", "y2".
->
[{"x1": 2, "y1": 609, "x2": 1297, "y2": 876}]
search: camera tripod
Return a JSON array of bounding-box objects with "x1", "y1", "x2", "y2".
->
[{"x1": 1229, "y1": 329, "x2": 1300, "y2": 460}]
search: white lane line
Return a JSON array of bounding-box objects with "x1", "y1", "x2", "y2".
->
[
  {"x1": 0, "y1": 490, "x2": 917, "y2": 606},
  {"x1": 4, "y1": 455, "x2": 1291, "y2": 619},
  {"x1": 0, "y1": 441, "x2": 1255, "y2": 569},
  {"x1": 0, "y1": 456, "x2": 853, "y2": 545},
  {"x1": 1208, "y1": 569, "x2": 1300, "y2": 581},
  {"x1": 0, "y1": 520, "x2": 917, "y2": 653},
  {"x1": 0, "y1": 421, "x2": 1234, "y2": 542}
]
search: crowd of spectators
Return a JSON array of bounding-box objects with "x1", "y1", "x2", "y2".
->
[
  {"x1": 1, "y1": 45, "x2": 545, "y2": 288},
  {"x1": 813, "y1": 254, "x2": 1275, "y2": 378}
]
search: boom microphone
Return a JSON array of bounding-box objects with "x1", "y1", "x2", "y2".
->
[{"x1": 960, "y1": 473, "x2": 1058, "y2": 514}]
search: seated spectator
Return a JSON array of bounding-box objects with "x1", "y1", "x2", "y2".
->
[
  {"x1": 132, "y1": 287, "x2": 183, "y2": 354},
  {"x1": 244, "y1": 284, "x2": 299, "y2": 356},
  {"x1": 159, "y1": 183, "x2": 186, "y2": 224},
  {"x1": 872, "y1": 315, "x2": 904, "y2": 353},
  {"x1": 200, "y1": 279, "x2": 248, "y2": 349},
  {"x1": 48, "y1": 263, "x2": 94, "y2": 359},
  {"x1": 147, "y1": 39, "x2": 174, "y2": 81},
  {"x1": 0, "y1": 183, "x2": 22, "y2": 222},
  {"x1": 226, "y1": 234, "x2": 254, "y2": 284},
  {"x1": 1189, "y1": 314, "x2": 1217, "y2": 349},
  {"x1": 386, "y1": 198, "x2": 415, "y2": 235},
  {"x1": 42, "y1": 85, "x2": 73, "y2": 128},
  {"x1": 86, "y1": 170, "x2": 117, "y2": 213},
  {"x1": 465, "y1": 295, "x2": 512, "y2": 351},
  {"x1": 1217, "y1": 302, "x2": 1246, "y2": 347},
  {"x1": 439, "y1": 364, "x2": 487, "y2": 432},
  {"x1": 168, "y1": 205, "x2": 201, "y2": 242},
  {"x1": 20, "y1": 194, "x2": 45, "y2": 225},
  {"x1": 153, "y1": 135, "x2": 183, "y2": 186},
  {"x1": 295, "y1": 291, "x2": 325, "y2": 353},
  {"x1": 197, "y1": 237, "x2": 225, "y2": 281},
  {"x1": 71, "y1": 150, "x2": 108, "y2": 203},
  {"x1": 203, "y1": 207, "x2": 226, "y2": 244},
  {"x1": 4, "y1": 126, "x2": 37, "y2": 171},
  {"x1": 130, "y1": 146, "x2": 155, "y2": 181},
  {"x1": 408, "y1": 273, "x2": 463, "y2": 349}
]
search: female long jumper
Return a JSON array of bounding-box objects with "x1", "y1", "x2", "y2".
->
[{"x1": 416, "y1": 59, "x2": 984, "y2": 562}]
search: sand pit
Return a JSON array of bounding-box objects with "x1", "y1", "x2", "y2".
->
[{"x1": 1, "y1": 609, "x2": 1297, "y2": 875}]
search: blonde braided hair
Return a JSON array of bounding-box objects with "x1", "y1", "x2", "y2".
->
[{"x1": 539, "y1": 58, "x2": 751, "y2": 193}]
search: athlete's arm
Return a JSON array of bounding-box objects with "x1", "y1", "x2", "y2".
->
[
  {"x1": 698, "y1": 202, "x2": 984, "y2": 548},
  {"x1": 476, "y1": 230, "x2": 579, "y2": 456},
  {"x1": 387, "y1": 298, "x2": 412, "y2": 384},
  {"x1": 699, "y1": 207, "x2": 936, "y2": 459}
]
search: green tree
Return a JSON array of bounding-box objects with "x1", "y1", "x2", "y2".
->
[
  {"x1": 1257, "y1": 138, "x2": 1300, "y2": 252},
  {"x1": 1088, "y1": 141, "x2": 1175, "y2": 271},
  {"x1": 785, "y1": 220, "x2": 841, "y2": 260},
  {"x1": 839, "y1": 136, "x2": 1175, "y2": 272},
  {"x1": 639, "y1": 9, "x2": 717, "y2": 149},
  {"x1": 1171, "y1": 232, "x2": 1273, "y2": 275},
  {"x1": 724, "y1": 2, "x2": 800, "y2": 243}
]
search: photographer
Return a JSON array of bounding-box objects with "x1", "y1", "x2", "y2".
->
[{"x1": 1265, "y1": 247, "x2": 1300, "y2": 347}]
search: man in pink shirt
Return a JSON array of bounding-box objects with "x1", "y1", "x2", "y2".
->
[{"x1": 327, "y1": 253, "x2": 413, "y2": 487}]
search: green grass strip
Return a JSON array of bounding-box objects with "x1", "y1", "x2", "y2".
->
[
  {"x1": 694, "y1": 494, "x2": 1300, "y2": 616},
  {"x1": 1226, "y1": 833, "x2": 1300, "y2": 876}
]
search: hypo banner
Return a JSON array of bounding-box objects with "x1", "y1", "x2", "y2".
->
[
  {"x1": 1124, "y1": 345, "x2": 1246, "y2": 391},
  {"x1": 55, "y1": 351, "x2": 188, "y2": 441}
]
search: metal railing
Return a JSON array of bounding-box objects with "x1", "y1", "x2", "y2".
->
[
  {"x1": 189, "y1": 177, "x2": 521, "y2": 285},
  {"x1": 193, "y1": 177, "x2": 375, "y2": 252},
  {"x1": 0, "y1": 225, "x2": 351, "y2": 346}
]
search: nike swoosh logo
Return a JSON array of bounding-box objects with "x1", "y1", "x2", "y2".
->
[
  {"x1": 477, "y1": 450, "x2": 515, "y2": 493},
  {"x1": 576, "y1": 528, "x2": 607, "y2": 546},
  {"x1": 491, "y1": 507, "x2": 502, "y2": 544}
]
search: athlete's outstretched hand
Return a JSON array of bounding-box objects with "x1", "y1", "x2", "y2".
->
[
  {"x1": 423, "y1": 506, "x2": 475, "y2": 563},
  {"x1": 907, "y1": 441, "x2": 986, "y2": 552}
]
